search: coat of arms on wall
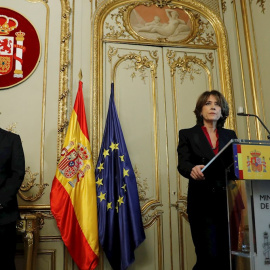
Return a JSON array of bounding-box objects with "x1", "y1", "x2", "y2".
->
[{"x1": 0, "y1": 7, "x2": 40, "y2": 89}]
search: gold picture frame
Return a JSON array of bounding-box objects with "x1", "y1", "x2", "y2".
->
[{"x1": 124, "y1": 3, "x2": 195, "y2": 43}]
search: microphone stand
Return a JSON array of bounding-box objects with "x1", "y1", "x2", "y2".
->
[{"x1": 237, "y1": 113, "x2": 270, "y2": 140}]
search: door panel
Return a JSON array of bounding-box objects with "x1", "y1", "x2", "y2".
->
[
  {"x1": 104, "y1": 43, "x2": 170, "y2": 269},
  {"x1": 102, "y1": 41, "x2": 222, "y2": 269},
  {"x1": 164, "y1": 47, "x2": 220, "y2": 270}
]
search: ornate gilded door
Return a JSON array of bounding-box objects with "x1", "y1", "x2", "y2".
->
[{"x1": 92, "y1": 1, "x2": 235, "y2": 269}]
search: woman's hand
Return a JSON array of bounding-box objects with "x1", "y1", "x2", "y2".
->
[{"x1": 190, "y1": 165, "x2": 205, "y2": 180}]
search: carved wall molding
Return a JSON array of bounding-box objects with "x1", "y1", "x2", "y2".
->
[
  {"x1": 134, "y1": 165, "x2": 150, "y2": 203},
  {"x1": 57, "y1": 0, "x2": 72, "y2": 160},
  {"x1": 171, "y1": 196, "x2": 188, "y2": 221},
  {"x1": 166, "y1": 51, "x2": 212, "y2": 86},
  {"x1": 18, "y1": 167, "x2": 49, "y2": 202},
  {"x1": 102, "y1": 1, "x2": 218, "y2": 48},
  {"x1": 16, "y1": 212, "x2": 44, "y2": 270},
  {"x1": 190, "y1": 13, "x2": 217, "y2": 46},
  {"x1": 221, "y1": 0, "x2": 227, "y2": 14},
  {"x1": 254, "y1": 0, "x2": 266, "y2": 13}
]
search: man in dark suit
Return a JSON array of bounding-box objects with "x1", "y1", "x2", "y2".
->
[{"x1": 0, "y1": 128, "x2": 25, "y2": 270}]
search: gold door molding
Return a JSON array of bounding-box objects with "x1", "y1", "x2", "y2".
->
[{"x1": 92, "y1": 0, "x2": 236, "y2": 160}]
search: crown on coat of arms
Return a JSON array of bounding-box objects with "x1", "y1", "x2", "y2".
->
[
  {"x1": 0, "y1": 15, "x2": 18, "y2": 35},
  {"x1": 250, "y1": 150, "x2": 261, "y2": 158},
  {"x1": 15, "y1": 30, "x2": 25, "y2": 39},
  {"x1": 77, "y1": 143, "x2": 90, "y2": 160}
]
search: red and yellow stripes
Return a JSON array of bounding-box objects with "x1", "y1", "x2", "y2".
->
[{"x1": 51, "y1": 81, "x2": 99, "y2": 270}]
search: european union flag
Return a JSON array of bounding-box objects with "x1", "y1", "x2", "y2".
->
[{"x1": 95, "y1": 83, "x2": 146, "y2": 270}]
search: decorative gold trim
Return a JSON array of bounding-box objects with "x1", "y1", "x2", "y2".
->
[
  {"x1": 19, "y1": 205, "x2": 51, "y2": 210},
  {"x1": 142, "y1": 210, "x2": 163, "y2": 269},
  {"x1": 123, "y1": 2, "x2": 196, "y2": 44},
  {"x1": 19, "y1": 167, "x2": 49, "y2": 202},
  {"x1": 221, "y1": 0, "x2": 227, "y2": 14},
  {"x1": 134, "y1": 165, "x2": 150, "y2": 203},
  {"x1": 166, "y1": 51, "x2": 212, "y2": 86},
  {"x1": 240, "y1": 0, "x2": 262, "y2": 139},
  {"x1": 69, "y1": 0, "x2": 75, "y2": 118},
  {"x1": 108, "y1": 46, "x2": 118, "y2": 63},
  {"x1": 16, "y1": 212, "x2": 44, "y2": 270},
  {"x1": 111, "y1": 51, "x2": 158, "y2": 82},
  {"x1": 39, "y1": 236, "x2": 63, "y2": 242},
  {"x1": 255, "y1": 0, "x2": 266, "y2": 13},
  {"x1": 57, "y1": 0, "x2": 72, "y2": 160},
  {"x1": 171, "y1": 197, "x2": 188, "y2": 221},
  {"x1": 104, "y1": 6, "x2": 132, "y2": 40},
  {"x1": 103, "y1": 37, "x2": 218, "y2": 49},
  {"x1": 5, "y1": 122, "x2": 17, "y2": 133},
  {"x1": 20, "y1": 167, "x2": 38, "y2": 191},
  {"x1": 103, "y1": 1, "x2": 219, "y2": 48},
  {"x1": 205, "y1": 52, "x2": 214, "y2": 69},
  {"x1": 249, "y1": 1, "x2": 267, "y2": 139},
  {"x1": 190, "y1": 13, "x2": 217, "y2": 46},
  {"x1": 232, "y1": 1, "x2": 251, "y2": 139},
  {"x1": 171, "y1": 196, "x2": 188, "y2": 270},
  {"x1": 178, "y1": 203, "x2": 188, "y2": 270},
  {"x1": 152, "y1": 0, "x2": 172, "y2": 8}
]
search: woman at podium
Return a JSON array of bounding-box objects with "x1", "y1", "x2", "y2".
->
[{"x1": 177, "y1": 90, "x2": 237, "y2": 270}]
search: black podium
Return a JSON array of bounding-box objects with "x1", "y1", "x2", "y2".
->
[{"x1": 203, "y1": 139, "x2": 270, "y2": 270}]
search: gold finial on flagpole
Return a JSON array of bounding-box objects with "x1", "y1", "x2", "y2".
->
[{"x1": 78, "y1": 69, "x2": 83, "y2": 81}]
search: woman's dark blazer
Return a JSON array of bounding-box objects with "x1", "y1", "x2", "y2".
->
[
  {"x1": 177, "y1": 125, "x2": 237, "y2": 214},
  {"x1": 0, "y1": 128, "x2": 25, "y2": 225}
]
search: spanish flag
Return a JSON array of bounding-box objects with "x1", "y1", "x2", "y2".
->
[{"x1": 50, "y1": 81, "x2": 99, "y2": 270}]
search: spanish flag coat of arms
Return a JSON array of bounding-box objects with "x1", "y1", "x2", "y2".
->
[{"x1": 50, "y1": 81, "x2": 99, "y2": 270}]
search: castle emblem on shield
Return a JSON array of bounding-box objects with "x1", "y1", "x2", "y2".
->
[
  {"x1": 247, "y1": 150, "x2": 266, "y2": 173},
  {"x1": 58, "y1": 141, "x2": 91, "y2": 187},
  {"x1": 0, "y1": 8, "x2": 40, "y2": 89}
]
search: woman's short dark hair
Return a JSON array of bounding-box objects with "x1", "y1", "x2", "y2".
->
[{"x1": 194, "y1": 90, "x2": 229, "y2": 128}]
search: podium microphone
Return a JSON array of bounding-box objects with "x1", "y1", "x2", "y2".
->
[{"x1": 237, "y1": 107, "x2": 270, "y2": 140}]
